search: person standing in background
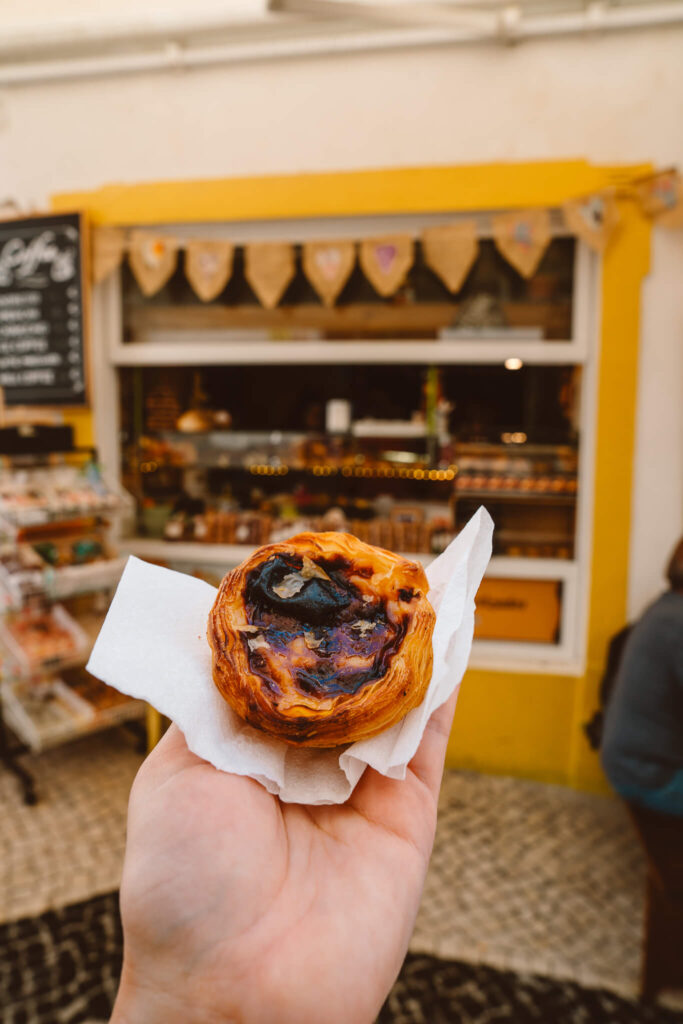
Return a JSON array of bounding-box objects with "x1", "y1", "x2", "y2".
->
[{"x1": 601, "y1": 538, "x2": 683, "y2": 817}]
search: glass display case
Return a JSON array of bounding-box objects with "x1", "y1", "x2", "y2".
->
[{"x1": 117, "y1": 357, "x2": 579, "y2": 562}]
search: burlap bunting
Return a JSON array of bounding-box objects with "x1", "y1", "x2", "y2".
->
[
  {"x1": 244, "y1": 242, "x2": 296, "y2": 309},
  {"x1": 359, "y1": 235, "x2": 414, "y2": 297},
  {"x1": 635, "y1": 169, "x2": 683, "y2": 228},
  {"x1": 185, "y1": 240, "x2": 234, "y2": 302},
  {"x1": 492, "y1": 209, "x2": 552, "y2": 278},
  {"x1": 91, "y1": 226, "x2": 126, "y2": 284},
  {"x1": 302, "y1": 240, "x2": 355, "y2": 306},
  {"x1": 562, "y1": 192, "x2": 620, "y2": 252},
  {"x1": 128, "y1": 232, "x2": 178, "y2": 296},
  {"x1": 421, "y1": 221, "x2": 478, "y2": 293},
  {"x1": 89, "y1": 171, "x2": 683, "y2": 306}
]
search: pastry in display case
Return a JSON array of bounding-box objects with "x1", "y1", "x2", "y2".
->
[
  {"x1": 453, "y1": 442, "x2": 577, "y2": 559},
  {"x1": 0, "y1": 463, "x2": 123, "y2": 530},
  {"x1": 1, "y1": 604, "x2": 87, "y2": 674},
  {"x1": 119, "y1": 361, "x2": 579, "y2": 565},
  {"x1": 62, "y1": 666, "x2": 141, "y2": 712},
  {"x1": 0, "y1": 430, "x2": 141, "y2": 803},
  {"x1": 2, "y1": 678, "x2": 95, "y2": 754},
  {"x1": 0, "y1": 544, "x2": 45, "y2": 606},
  {"x1": 2, "y1": 670, "x2": 145, "y2": 755}
]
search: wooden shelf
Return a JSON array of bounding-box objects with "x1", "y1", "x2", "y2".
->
[
  {"x1": 127, "y1": 300, "x2": 572, "y2": 339},
  {"x1": 1, "y1": 679, "x2": 145, "y2": 754},
  {"x1": 455, "y1": 489, "x2": 576, "y2": 504}
]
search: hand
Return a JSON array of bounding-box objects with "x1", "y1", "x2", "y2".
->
[{"x1": 111, "y1": 694, "x2": 456, "y2": 1024}]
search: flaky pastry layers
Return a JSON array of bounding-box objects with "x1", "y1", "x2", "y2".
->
[{"x1": 207, "y1": 531, "x2": 435, "y2": 747}]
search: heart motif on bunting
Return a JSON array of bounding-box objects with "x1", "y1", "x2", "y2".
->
[
  {"x1": 491, "y1": 210, "x2": 552, "y2": 279},
  {"x1": 562, "y1": 192, "x2": 619, "y2": 251},
  {"x1": 359, "y1": 235, "x2": 413, "y2": 297},
  {"x1": 375, "y1": 244, "x2": 397, "y2": 274},
  {"x1": 302, "y1": 240, "x2": 355, "y2": 306},
  {"x1": 315, "y1": 247, "x2": 342, "y2": 280},
  {"x1": 128, "y1": 232, "x2": 178, "y2": 296},
  {"x1": 199, "y1": 251, "x2": 219, "y2": 273},
  {"x1": 185, "y1": 240, "x2": 234, "y2": 302}
]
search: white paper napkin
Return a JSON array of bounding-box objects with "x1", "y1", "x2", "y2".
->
[{"x1": 87, "y1": 508, "x2": 493, "y2": 804}]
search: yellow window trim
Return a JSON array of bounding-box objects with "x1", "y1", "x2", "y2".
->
[{"x1": 52, "y1": 159, "x2": 651, "y2": 226}]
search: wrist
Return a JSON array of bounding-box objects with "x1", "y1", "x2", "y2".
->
[
  {"x1": 110, "y1": 963, "x2": 236, "y2": 1024},
  {"x1": 110, "y1": 973, "x2": 182, "y2": 1024}
]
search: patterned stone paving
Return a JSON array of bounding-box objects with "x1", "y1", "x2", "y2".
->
[
  {"x1": 413, "y1": 771, "x2": 648, "y2": 999},
  {"x1": 0, "y1": 894, "x2": 122, "y2": 1024},
  {"x1": 0, "y1": 730, "x2": 143, "y2": 925},
  {"x1": 0, "y1": 733, "x2": 678, "y2": 1008},
  {"x1": 380, "y1": 954, "x2": 683, "y2": 1024}
]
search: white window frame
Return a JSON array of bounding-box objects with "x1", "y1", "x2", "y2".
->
[{"x1": 89, "y1": 217, "x2": 600, "y2": 676}]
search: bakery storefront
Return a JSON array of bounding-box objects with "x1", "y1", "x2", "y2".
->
[{"x1": 49, "y1": 159, "x2": 652, "y2": 792}]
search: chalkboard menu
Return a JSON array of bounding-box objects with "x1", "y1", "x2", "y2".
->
[{"x1": 0, "y1": 212, "x2": 88, "y2": 406}]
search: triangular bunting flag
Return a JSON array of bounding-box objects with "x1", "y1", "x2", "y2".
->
[
  {"x1": 302, "y1": 240, "x2": 355, "y2": 306},
  {"x1": 185, "y1": 240, "x2": 234, "y2": 302},
  {"x1": 636, "y1": 170, "x2": 683, "y2": 228},
  {"x1": 244, "y1": 242, "x2": 296, "y2": 309},
  {"x1": 421, "y1": 221, "x2": 479, "y2": 293},
  {"x1": 492, "y1": 209, "x2": 552, "y2": 278},
  {"x1": 91, "y1": 226, "x2": 126, "y2": 284},
  {"x1": 562, "y1": 192, "x2": 620, "y2": 251},
  {"x1": 128, "y1": 232, "x2": 178, "y2": 296},
  {"x1": 359, "y1": 235, "x2": 413, "y2": 297}
]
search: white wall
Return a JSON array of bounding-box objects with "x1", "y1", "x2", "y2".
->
[
  {"x1": 631, "y1": 228, "x2": 683, "y2": 611},
  {"x1": 0, "y1": 24, "x2": 681, "y2": 616}
]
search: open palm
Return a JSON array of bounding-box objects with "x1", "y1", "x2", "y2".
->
[{"x1": 111, "y1": 694, "x2": 456, "y2": 1024}]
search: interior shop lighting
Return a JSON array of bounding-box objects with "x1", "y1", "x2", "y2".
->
[
  {"x1": 504, "y1": 357, "x2": 524, "y2": 371},
  {"x1": 383, "y1": 450, "x2": 418, "y2": 463}
]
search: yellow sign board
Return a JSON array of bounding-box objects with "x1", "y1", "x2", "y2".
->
[{"x1": 474, "y1": 578, "x2": 561, "y2": 644}]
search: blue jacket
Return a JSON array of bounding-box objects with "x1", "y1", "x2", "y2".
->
[{"x1": 601, "y1": 591, "x2": 683, "y2": 816}]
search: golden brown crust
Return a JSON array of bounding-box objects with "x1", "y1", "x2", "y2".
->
[{"x1": 207, "y1": 531, "x2": 435, "y2": 747}]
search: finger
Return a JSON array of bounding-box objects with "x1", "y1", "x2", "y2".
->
[
  {"x1": 155, "y1": 722, "x2": 205, "y2": 767},
  {"x1": 134, "y1": 723, "x2": 208, "y2": 793},
  {"x1": 407, "y1": 690, "x2": 458, "y2": 800},
  {"x1": 347, "y1": 691, "x2": 457, "y2": 847}
]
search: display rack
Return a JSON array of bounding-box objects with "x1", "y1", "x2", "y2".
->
[{"x1": 0, "y1": 436, "x2": 142, "y2": 803}]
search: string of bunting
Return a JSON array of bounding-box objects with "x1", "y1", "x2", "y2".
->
[{"x1": 91, "y1": 167, "x2": 682, "y2": 301}]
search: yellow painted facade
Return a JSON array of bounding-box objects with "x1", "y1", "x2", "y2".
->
[
  {"x1": 54, "y1": 159, "x2": 652, "y2": 792},
  {"x1": 63, "y1": 408, "x2": 94, "y2": 449}
]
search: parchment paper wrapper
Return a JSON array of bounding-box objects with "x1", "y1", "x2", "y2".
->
[{"x1": 87, "y1": 508, "x2": 493, "y2": 805}]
